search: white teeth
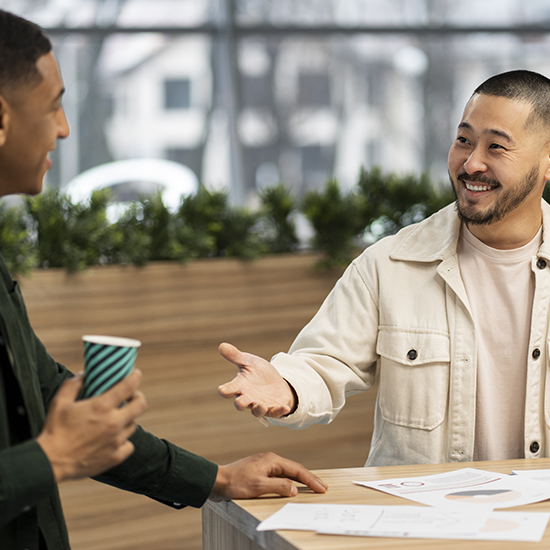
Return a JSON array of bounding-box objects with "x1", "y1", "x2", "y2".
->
[{"x1": 465, "y1": 182, "x2": 494, "y2": 192}]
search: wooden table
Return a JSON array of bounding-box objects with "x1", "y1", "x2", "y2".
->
[{"x1": 203, "y1": 458, "x2": 550, "y2": 549}]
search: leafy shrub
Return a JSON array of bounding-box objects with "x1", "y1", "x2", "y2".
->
[
  {"x1": 0, "y1": 202, "x2": 36, "y2": 277},
  {"x1": 259, "y1": 184, "x2": 299, "y2": 254},
  {"x1": 25, "y1": 187, "x2": 114, "y2": 272},
  {"x1": 358, "y1": 167, "x2": 455, "y2": 239},
  {"x1": 109, "y1": 203, "x2": 152, "y2": 267},
  {"x1": 176, "y1": 186, "x2": 265, "y2": 260},
  {"x1": 0, "y1": 167, "x2": 458, "y2": 277},
  {"x1": 302, "y1": 179, "x2": 365, "y2": 269}
]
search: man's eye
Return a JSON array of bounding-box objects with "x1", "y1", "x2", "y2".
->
[
  {"x1": 489, "y1": 143, "x2": 504, "y2": 150},
  {"x1": 456, "y1": 136, "x2": 469, "y2": 144}
]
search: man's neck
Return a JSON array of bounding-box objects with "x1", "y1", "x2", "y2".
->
[{"x1": 466, "y1": 209, "x2": 543, "y2": 250}]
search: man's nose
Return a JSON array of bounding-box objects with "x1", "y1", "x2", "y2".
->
[
  {"x1": 463, "y1": 146, "x2": 487, "y2": 174},
  {"x1": 57, "y1": 107, "x2": 70, "y2": 139}
]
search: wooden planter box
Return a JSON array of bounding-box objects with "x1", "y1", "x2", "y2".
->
[{"x1": 20, "y1": 254, "x2": 376, "y2": 550}]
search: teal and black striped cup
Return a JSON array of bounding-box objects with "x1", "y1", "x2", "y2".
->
[{"x1": 80, "y1": 335, "x2": 141, "y2": 399}]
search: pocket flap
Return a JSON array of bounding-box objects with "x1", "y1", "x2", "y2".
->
[{"x1": 377, "y1": 327, "x2": 450, "y2": 366}]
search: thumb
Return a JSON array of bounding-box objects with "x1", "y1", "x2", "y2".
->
[
  {"x1": 218, "y1": 342, "x2": 246, "y2": 368},
  {"x1": 54, "y1": 374, "x2": 84, "y2": 404}
]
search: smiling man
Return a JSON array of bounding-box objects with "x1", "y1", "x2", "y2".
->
[
  {"x1": 0, "y1": 9, "x2": 326, "y2": 550},
  {"x1": 219, "y1": 70, "x2": 550, "y2": 468}
]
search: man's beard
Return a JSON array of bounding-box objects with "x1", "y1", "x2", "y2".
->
[{"x1": 450, "y1": 166, "x2": 539, "y2": 226}]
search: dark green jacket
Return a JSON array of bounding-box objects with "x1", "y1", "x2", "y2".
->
[{"x1": 0, "y1": 256, "x2": 218, "y2": 550}]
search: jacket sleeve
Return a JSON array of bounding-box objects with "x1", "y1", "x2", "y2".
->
[
  {"x1": 269, "y1": 260, "x2": 380, "y2": 429},
  {"x1": 94, "y1": 426, "x2": 218, "y2": 509}
]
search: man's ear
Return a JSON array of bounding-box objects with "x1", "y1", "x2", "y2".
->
[
  {"x1": 0, "y1": 94, "x2": 10, "y2": 148},
  {"x1": 544, "y1": 146, "x2": 550, "y2": 183}
]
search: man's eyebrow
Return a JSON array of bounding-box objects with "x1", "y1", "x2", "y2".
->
[
  {"x1": 53, "y1": 87, "x2": 65, "y2": 103},
  {"x1": 457, "y1": 121, "x2": 514, "y2": 143}
]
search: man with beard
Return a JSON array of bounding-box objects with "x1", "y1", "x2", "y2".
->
[{"x1": 219, "y1": 70, "x2": 550, "y2": 467}]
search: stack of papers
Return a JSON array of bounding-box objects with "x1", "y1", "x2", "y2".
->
[{"x1": 256, "y1": 468, "x2": 550, "y2": 542}]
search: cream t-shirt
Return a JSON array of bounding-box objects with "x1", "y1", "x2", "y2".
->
[{"x1": 457, "y1": 224, "x2": 542, "y2": 461}]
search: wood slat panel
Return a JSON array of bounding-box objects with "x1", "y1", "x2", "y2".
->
[{"x1": 19, "y1": 254, "x2": 377, "y2": 550}]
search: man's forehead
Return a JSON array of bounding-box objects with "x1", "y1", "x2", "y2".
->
[
  {"x1": 35, "y1": 52, "x2": 63, "y2": 87},
  {"x1": 460, "y1": 93, "x2": 534, "y2": 133}
]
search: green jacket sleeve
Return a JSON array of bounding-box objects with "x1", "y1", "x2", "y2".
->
[{"x1": 94, "y1": 425, "x2": 218, "y2": 509}]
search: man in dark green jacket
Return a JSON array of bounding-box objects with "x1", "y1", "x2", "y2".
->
[{"x1": 0, "y1": 10, "x2": 327, "y2": 550}]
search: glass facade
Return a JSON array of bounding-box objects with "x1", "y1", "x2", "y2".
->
[{"x1": 6, "y1": 0, "x2": 550, "y2": 205}]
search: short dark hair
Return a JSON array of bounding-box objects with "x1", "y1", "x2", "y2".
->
[
  {"x1": 0, "y1": 9, "x2": 52, "y2": 93},
  {"x1": 474, "y1": 70, "x2": 550, "y2": 129}
]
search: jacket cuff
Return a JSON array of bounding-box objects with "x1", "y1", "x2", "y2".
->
[{"x1": 161, "y1": 446, "x2": 218, "y2": 508}]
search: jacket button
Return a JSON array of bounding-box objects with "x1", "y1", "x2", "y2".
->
[
  {"x1": 530, "y1": 441, "x2": 540, "y2": 453},
  {"x1": 407, "y1": 349, "x2": 418, "y2": 361},
  {"x1": 533, "y1": 348, "x2": 541, "y2": 360},
  {"x1": 537, "y1": 258, "x2": 547, "y2": 269}
]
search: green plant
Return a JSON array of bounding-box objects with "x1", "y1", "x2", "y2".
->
[
  {"x1": 176, "y1": 186, "x2": 265, "y2": 259},
  {"x1": 259, "y1": 184, "x2": 299, "y2": 253},
  {"x1": 25, "y1": 187, "x2": 115, "y2": 272},
  {"x1": 137, "y1": 192, "x2": 185, "y2": 262},
  {"x1": 0, "y1": 202, "x2": 36, "y2": 277},
  {"x1": 357, "y1": 167, "x2": 455, "y2": 239},
  {"x1": 302, "y1": 179, "x2": 364, "y2": 269},
  {"x1": 109, "y1": 203, "x2": 152, "y2": 267}
]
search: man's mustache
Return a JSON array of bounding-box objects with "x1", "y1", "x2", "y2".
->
[{"x1": 456, "y1": 172, "x2": 500, "y2": 187}]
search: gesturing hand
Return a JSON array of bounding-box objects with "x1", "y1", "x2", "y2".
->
[
  {"x1": 37, "y1": 370, "x2": 148, "y2": 483},
  {"x1": 209, "y1": 452, "x2": 328, "y2": 501},
  {"x1": 218, "y1": 342, "x2": 297, "y2": 418}
]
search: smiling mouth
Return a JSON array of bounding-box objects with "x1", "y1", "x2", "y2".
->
[{"x1": 464, "y1": 181, "x2": 497, "y2": 192}]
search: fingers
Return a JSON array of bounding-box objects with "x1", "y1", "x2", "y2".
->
[
  {"x1": 273, "y1": 459, "x2": 328, "y2": 494},
  {"x1": 101, "y1": 369, "x2": 143, "y2": 407},
  {"x1": 233, "y1": 393, "x2": 254, "y2": 411},
  {"x1": 257, "y1": 477, "x2": 298, "y2": 498},
  {"x1": 110, "y1": 439, "x2": 136, "y2": 466},
  {"x1": 218, "y1": 378, "x2": 242, "y2": 399},
  {"x1": 218, "y1": 343, "x2": 249, "y2": 398},
  {"x1": 118, "y1": 390, "x2": 148, "y2": 424},
  {"x1": 210, "y1": 453, "x2": 327, "y2": 501}
]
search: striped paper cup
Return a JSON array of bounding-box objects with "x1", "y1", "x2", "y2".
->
[{"x1": 80, "y1": 335, "x2": 141, "y2": 399}]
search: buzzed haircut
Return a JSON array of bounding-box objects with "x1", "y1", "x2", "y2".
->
[
  {"x1": 0, "y1": 9, "x2": 51, "y2": 93},
  {"x1": 474, "y1": 70, "x2": 550, "y2": 130}
]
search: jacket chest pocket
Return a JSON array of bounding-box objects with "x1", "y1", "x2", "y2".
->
[{"x1": 376, "y1": 328, "x2": 450, "y2": 430}]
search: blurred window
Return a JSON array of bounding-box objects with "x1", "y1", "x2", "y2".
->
[
  {"x1": 298, "y1": 73, "x2": 331, "y2": 107},
  {"x1": 242, "y1": 75, "x2": 272, "y2": 108},
  {"x1": 164, "y1": 78, "x2": 191, "y2": 110}
]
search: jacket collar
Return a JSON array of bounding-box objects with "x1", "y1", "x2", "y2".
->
[{"x1": 390, "y1": 200, "x2": 550, "y2": 263}]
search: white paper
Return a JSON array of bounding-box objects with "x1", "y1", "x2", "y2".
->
[
  {"x1": 256, "y1": 503, "x2": 550, "y2": 542},
  {"x1": 257, "y1": 503, "x2": 488, "y2": 536},
  {"x1": 319, "y1": 510, "x2": 550, "y2": 542},
  {"x1": 512, "y1": 469, "x2": 550, "y2": 484},
  {"x1": 355, "y1": 468, "x2": 550, "y2": 509}
]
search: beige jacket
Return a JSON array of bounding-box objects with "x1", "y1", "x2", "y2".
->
[{"x1": 271, "y1": 202, "x2": 550, "y2": 466}]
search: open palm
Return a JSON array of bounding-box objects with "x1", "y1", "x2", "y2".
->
[{"x1": 218, "y1": 342, "x2": 296, "y2": 418}]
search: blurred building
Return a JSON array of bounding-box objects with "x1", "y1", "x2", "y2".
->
[{"x1": 7, "y1": 0, "x2": 550, "y2": 205}]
